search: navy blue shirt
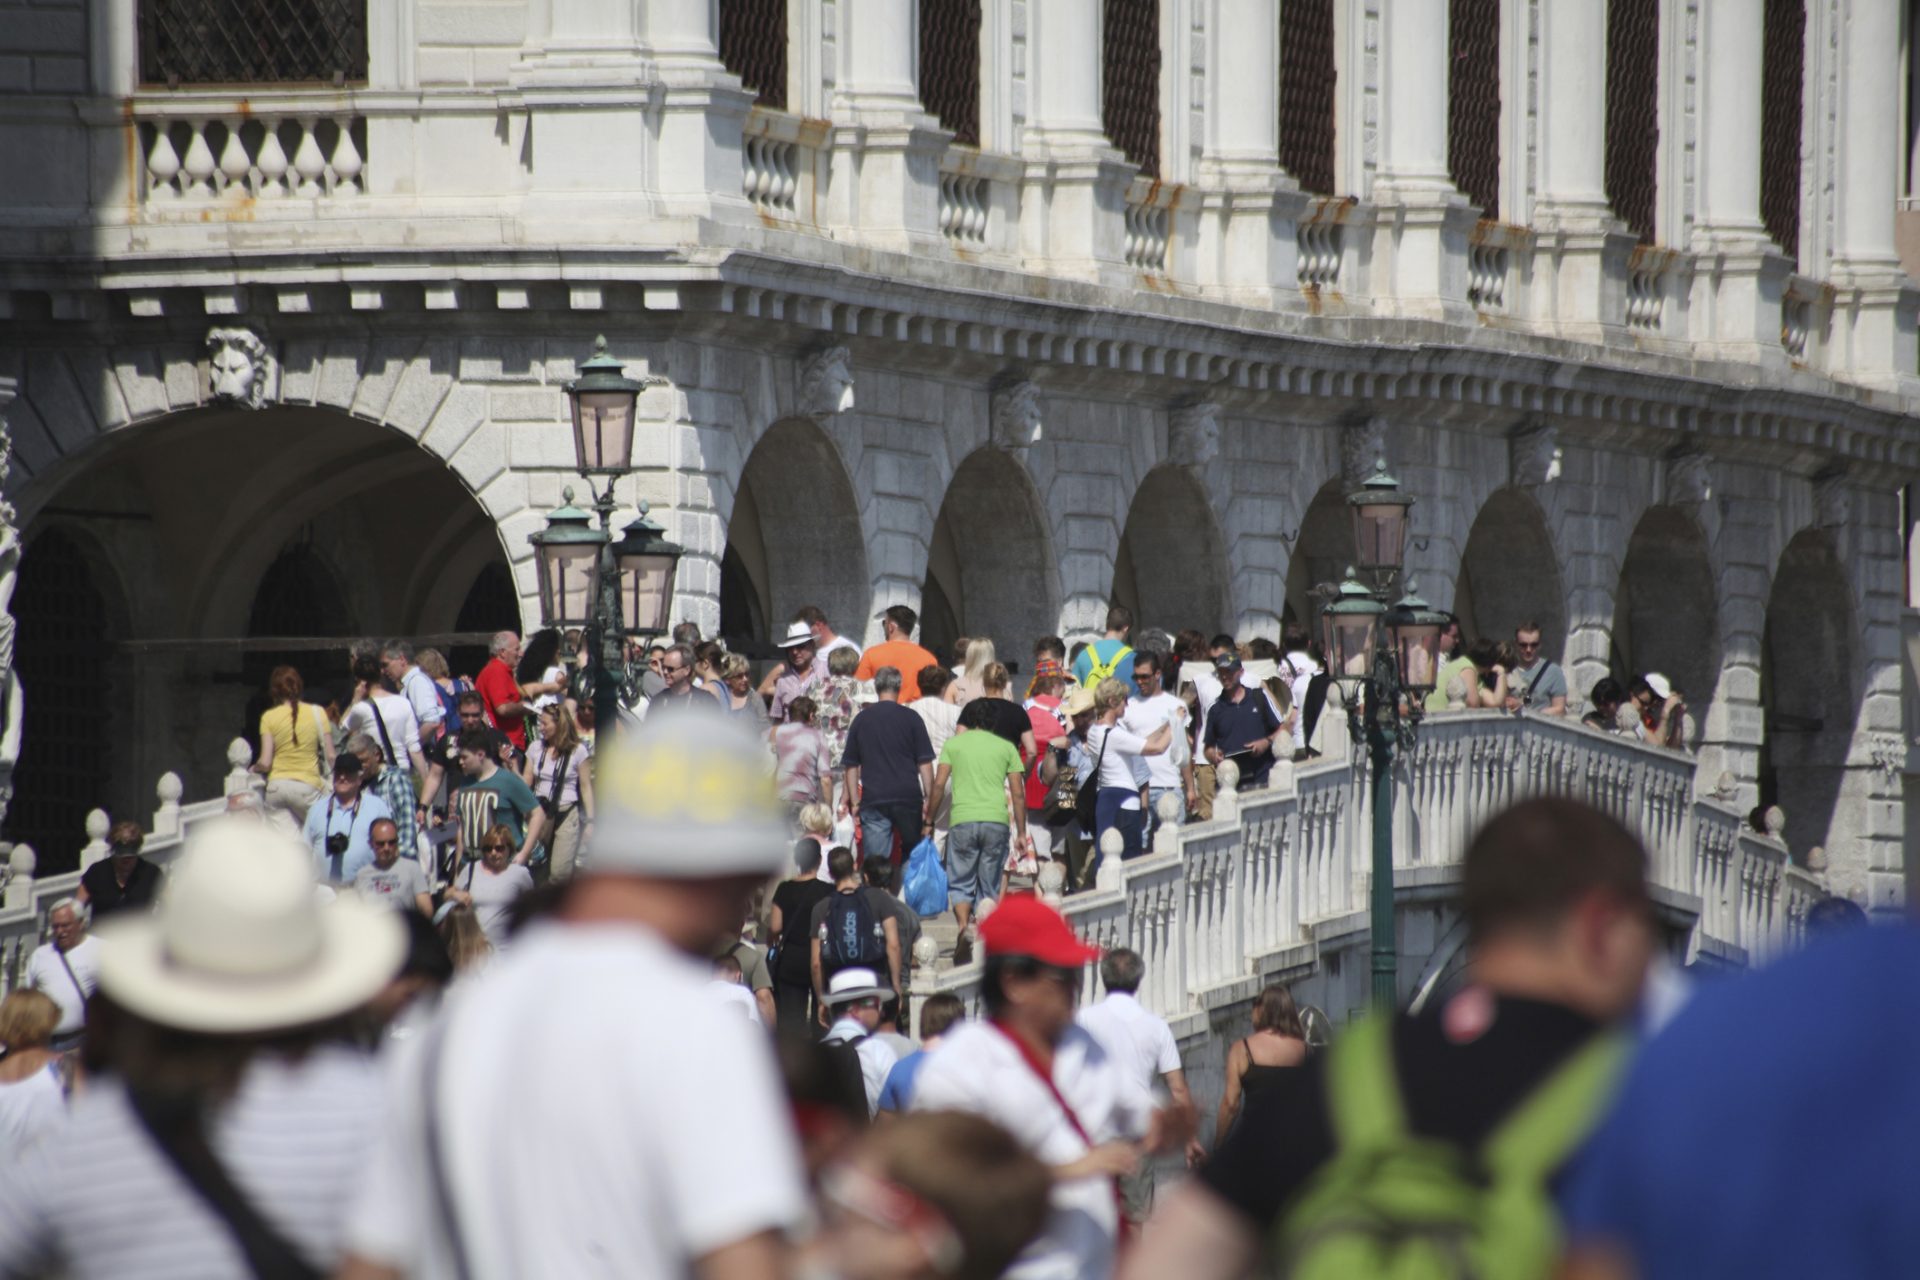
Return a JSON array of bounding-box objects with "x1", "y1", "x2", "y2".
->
[
  {"x1": 840, "y1": 700, "x2": 935, "y2": 807},
  {"x1": 1203, "y1": 686, "x2": 1282, "y2": 787}
]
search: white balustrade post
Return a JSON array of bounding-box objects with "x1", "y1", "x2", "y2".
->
[
  {"x1": 1024, "y1": 0, "x2": 1132, "y2": 282},
  {"x1": 1370, "y1": 0, "x2": 1476, "y2": 320},
  {"x1": 1827, "y1": 0, "x2": 1920, "y2": 386},
  {"x1": 224, "y1": 737, "x2": 262, "y2": 799},
  {"x1": 1095, "y1": 829, "x2": 1126, "y2": 894},
  {"x1": 827, "y1": 0, "x2": 947, "y2": 252},
  {"x1": 152, "y1": 771, "x2": 184, "y2": 841},
  {"x1": 1687, "y1": 0, "x2": 1791, "y2": 360},
  {"x1": 2, "y1": 844, "x2": 34, "y2": 911},
  {"x1": 1195, "y1": 0, "x2": 1303, "y2": 304},
  {"x1": 78, "y1": 809, "x2": 110, "y2": 873},
  {"x1": 1532, "y1": 0, "x2": 1631, "y2": 338}
]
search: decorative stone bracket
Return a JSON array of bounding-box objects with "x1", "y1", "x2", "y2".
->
[
  {"x1": 1666, "y1": 448, "x2": 1714, "y2": 507},
  {"x1": 1509, "y1": 421, "x2": 1562, "y2": 487},
  {"x1": 1168, "y1": 401, "x2": 1220, "y2": 469},
  {"x1": 799, "y1": 345, "x2": 855, "y2": 417},
  {"x1": 1340, "y1": 416, "x2": 1388, "y2": 487},
  {"x1": 991, "y1": 379, "x2": 1043, "y2": 456},
  {"x1": 206, "y1": 324, "x2": 275, "y2": 409}
]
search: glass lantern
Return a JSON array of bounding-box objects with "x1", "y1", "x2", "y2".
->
[
  {"x1": 527, "y1": 489, "x2": 607, "y2": 629},
  {"x1": 610, "y1": 504, "x2": 685, "y2": 638},
  {"x1": 1319, "y1": 568, "x2": 1385, "y2": 702},
  {"x1": 564, "y1": 335, "x2": 644, "y2": 476},
  {"x1": 1347, "y1": 456, "x2": 1415, "y2": 575},
  {"x1": 1386, "y1": 581, "x2": 1448, "y2": 698}
]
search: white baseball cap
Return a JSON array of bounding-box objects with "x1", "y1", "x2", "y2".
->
[{"x1": 1643, "y1": 672, "x2": 1674, "y2": 700}]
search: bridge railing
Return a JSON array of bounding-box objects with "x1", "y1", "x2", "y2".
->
[{"x1": 914, "y1": 712, "x2": 1821, "y2": 1029}]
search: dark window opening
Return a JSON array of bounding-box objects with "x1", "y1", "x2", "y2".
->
[
  {"x1": 720, "y1": 0, "x2": 789, "y2": 109},
  {"x1": 1760, "y1": 0, "x2": 1806, "y2": 260},
  {"x1": 920, "y1": 0, "x2": 983, "y2": 146},
  {"x1": 1447, "y1": 0, "x2": 1502, "y2": 219},
  {"x1": 137, "y1": 0, "x2": 368, "y2": 86},
  {"x1": 1604, "y1": 0, "x2": 1660, "y2": 244},
  {"x1": 1279, "y1": 0, "x2": 1338, "y2": 196},
  {"x1": 1103, "y1": 0, "x2": 1162, "y2": 177}
]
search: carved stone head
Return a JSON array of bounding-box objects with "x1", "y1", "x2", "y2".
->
[
  {"x1": 1509, "y1": 422, "x2": 1561, "y2": 487},
  {"x1": 1340, "y1": 416, "x2": 1388, "y2": 488},
  {"x1": 207, "y1": 326, "x2": 270, "y2": 409},
  {"x1": 800, "y1": 345, "x2": 854, "y2": 417},
  {"x1": 1813, "y1": 472, "x2": 1852, "y2": 529},
  {"x1": 1666, "y1": 449, "x2": 1713, "y2": 506},
  {"x1": 1169, "y1": 402, "x2": 1220, "y2": 469},
  {"x1": 992, "y1": 380, "x2": 1043, "y2": 455}
]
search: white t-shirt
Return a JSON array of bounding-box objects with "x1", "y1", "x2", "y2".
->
[
  {"x1": 1087, "y1": 723, "x2": 1149, "y2": 809},
  {"x1": 1185, "y1": 670, "x2": 1223, "y2": 755},
  {"x1": 823, "y1": 1018, "x2": 901, "y2": 1117},
  {"x1": 346, "y1": 694, "x2": 423, "y2": 769},
  {"x1": 25, "y1": 937, "x2": 99, "y2": 1036},
  {"x1": 912, "y1": 1022, "x2": 1152, "y2": 1280},
  {"x1": 1075, "y1": 992, "x2": 1181, "y2": 1098},
  {"x1": 354, "y1": 859, "x2": 428, "y2": 908},
  {"x1": 346, "y1": 924, "x2": 807, "y2": 1279},
  {"x1": 707, "y1": 980, "x2": 764, "y2": 1027},
  {"x1": 458, "y1": 862, "x2": 534, "y2": 951},
  {"x1": 1279, "y1": 651, "x2": 1321, "y2": 749},
  {"x1": 0, "y1": 1064, "x2": 65, "y2": 1162},
  {"x1": 1123, "y1": 694, "x2": 1186, "y2": 789},
  {"x1": 530, "y1": 664, "x2": 567, "y2": 712},
  {"x1": 399, "y1": 666, "x2": 445, "y2": 735},
  {"x1": 0, "y1": 1047, "x2": 384, "y2": 1278}
]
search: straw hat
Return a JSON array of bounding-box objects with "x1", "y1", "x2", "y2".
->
[{"x1": 95, "y1": 819, "x2": 405, "y2": 1035}]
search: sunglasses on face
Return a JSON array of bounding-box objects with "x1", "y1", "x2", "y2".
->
[
  {"x1": 481, "y1": 843, "x2": 510, "y2": 852},
  {"x1": 1516, "y1": 641, "x2": 1540, "y2": 652},
  {"x1": 372, "y1": 838, "x2": 400, "y2": 848}
]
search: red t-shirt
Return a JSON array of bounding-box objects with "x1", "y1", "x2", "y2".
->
[
  {"x1": 474, "y1": 657, "x2": 528, "y2": 750},
  {"x1": 1024, "y1": 697, "x2": 1066, "y2": 810}
]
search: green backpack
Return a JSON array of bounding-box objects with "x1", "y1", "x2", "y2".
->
[
  {"x1": 1083, "y1": 642, "x2": 1133, "y2": 687},
  {"x1": 1273, "y1": 1014, "x2": 1625, "y2": 1280}
]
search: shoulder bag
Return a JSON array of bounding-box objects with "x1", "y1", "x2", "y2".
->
[{"x1": 1072, "y1": 727, "x2": 1110, "y2": 834}]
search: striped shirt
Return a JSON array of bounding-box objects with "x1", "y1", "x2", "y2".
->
[{"x1": 0, "y1": 1045, "x2": 386, "y2": 1279}]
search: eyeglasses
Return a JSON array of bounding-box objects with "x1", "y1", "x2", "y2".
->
[{"x1": 662, "y1": 664, "x2": 686, "y2": 673}]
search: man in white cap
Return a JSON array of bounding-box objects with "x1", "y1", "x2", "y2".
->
[
  {"x1": 340, "y1": 713, "x2": 808, "y2": 1280},
  {"x1": 0, "y1": 819, "x2": 406, "y2": 1278},
  {"x1": 820, "y1": 966, "x2": 901, "y2": 1117},
  {"x1": 768, "y1": 620, "x2": 822, "y2": 724}
]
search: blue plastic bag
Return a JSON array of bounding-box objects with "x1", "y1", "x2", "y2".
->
[{"x1": 902, "y1": 836, "x2": 949, "y2": 917}]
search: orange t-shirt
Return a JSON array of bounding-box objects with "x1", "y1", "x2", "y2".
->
[{"x1": 854, "y1": 641, "x2": 941, "y2": 701}]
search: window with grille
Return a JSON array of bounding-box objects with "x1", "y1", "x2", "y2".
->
[
  {"x1": 720, "y1": 0, "x2": 788, "y2": 109},
  {"x1": 137, "y1": 0, "x2": 367, "y2": 86},
  {"x1": 1604, "y1": 0, "x2": 1660, "y2": 244},
  {"x1": 920, "y1": 0, "x2": 982, "y2": 146},
  {"x1": 1760, "y1": 0, "x2": 1805, "y2": 260},
  {"x1": 1279, "y1": 0, "x2": 1338, "y2": 196},
  {"x1": 1103, "y1": 0, "x2": 1161, "y2": 177},
  {"x1": 1448, "y1": 0, "x2": 1501, "y2": 219}
]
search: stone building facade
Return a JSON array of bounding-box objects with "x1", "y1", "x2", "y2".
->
[{"x1": 0, "y1": 0, "x2": 1917, "y2": 907}]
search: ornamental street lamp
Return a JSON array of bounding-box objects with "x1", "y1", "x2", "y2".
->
[
  {"x1": 1316, "y1": 457, "x2": 1434, "y2": 1009},
  {"x1": 529, "y1": 337, "x2": 683, "y2": 740}
]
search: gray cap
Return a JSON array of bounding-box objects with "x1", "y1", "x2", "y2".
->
[{"x1": 587, "y1": 713, "x2": 790, "y2": 878}]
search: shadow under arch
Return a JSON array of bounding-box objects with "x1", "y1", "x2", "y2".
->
[
  {"x1": 1760, "y1": 528, "x2": 1858, "y2": 860},
  {"x1": 720, "y1": 417, "x2": 872, "y2": 657},
  {"x1": 10, "y1": 403, "x2": 515, "y2": 825},
  {"x1": 1284, "y1": 480, "x2": 1357, "y2": 629},
  {"x1": 923, "y1": 449, "x2": 1061, "y2": 664},
  {"x1": 1455, "y1": 488, "x2": 1568, "y2": 656},
  {"x1": 1111, "y1": 465, "x2": 1232, "y2": 635},
  {"x1": 1611, "y1": 505, "x2": 1719, "y2": 741}
]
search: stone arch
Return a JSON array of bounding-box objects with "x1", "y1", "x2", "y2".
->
[
  {"x1": 1611, "y1": 505, "x2": 1719, "y2": 744},
  {"x1": 718, "y1": 416, "x2": 872, "y2": 656},
  {"x1": 923, "y1": 449, "x2": 1062, "y2": 664},
  {"x1": 1760, "y1": 528, "x2": 1858, "y2": 860},
  {"x1": 7, "y1": 524, "x2": 127, "y2": 872},
  {"x1": 1284, "y1": 480, "x2": 1357, "y2": 629},
  {"x1": 1110, "y1": 465, "x2": 1233, "y2": 635},
  {"x1": 1455, "y1": 488, "x2": 1568, "y2": 657}
]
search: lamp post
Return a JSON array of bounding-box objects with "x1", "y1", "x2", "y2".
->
[
  {"x1": 1315, "y1": 458, "x2": 1444, "y2": 1008},
  {"x1": 528, "y1": 337, "x2": 684, "y2": 741}
]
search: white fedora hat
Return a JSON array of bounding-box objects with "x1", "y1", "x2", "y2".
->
[
  {"x1": 824, "y1": 966, "x2": 891, "y2": 1006},
  {"x1": 95, "y1": 818, "x2": 406, "y2": 1035},
  {"x1": 777, "y1": 621, "x2": 816, "y2": 648}
]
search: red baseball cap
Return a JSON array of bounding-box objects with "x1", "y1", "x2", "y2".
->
[{"x1": 978, "y1": 894, "x2": 1102, "y2": 968}]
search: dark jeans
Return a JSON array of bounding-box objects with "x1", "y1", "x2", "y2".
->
[
  {"x1": 859, "y1": 801, "x2": 923, "y2": 865},
  {"x1": 774, "y1": 973, "x2": 818, "y2": 1038},
  {"x1": 1095, "y1": 787, "x2": 1146, "y2": 863}
]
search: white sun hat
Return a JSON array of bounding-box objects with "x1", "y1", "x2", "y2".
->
[
  {"x1": 588, "y1": 712, "x2": 792, "y2": 878},
  {"x1": 823, "y1": 966, "x2": 891, "y2": 1006},
  {"x1": 94, "y1": 817, "x2": 406, "y2": 1035},
  {"x1": 1643, "y1": 672, "x2": 1674, "y2": 700},
  {"x1": 777, "y1": 621, "x2": 816, "y2": 648}
]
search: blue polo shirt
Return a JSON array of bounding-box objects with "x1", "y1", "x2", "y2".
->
[
  {"x1": 877, "y1": 1049, "x2": 931, "y2": 1112},
  {"x1": 1203, "y1": 686, "x2": 1282, "y2": 787}
]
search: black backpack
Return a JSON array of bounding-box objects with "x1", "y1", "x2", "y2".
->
[{"x1": 822, "y1": 889, "x2": 886, "y2": 973}]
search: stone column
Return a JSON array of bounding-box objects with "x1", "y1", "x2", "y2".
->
[
  {"x1": 641, "y1": 0, "x2": 754, "y2": 222},
  {"x1": 1828, "y1": 0, "x2": 1920, "y2": 388},
  {"x1": 1022, "y1": 0, "x2": 1133, "y2": 283},
  {"x1": 827, "y1": 0, "x2": 948, "y2": 253},
  {"x1": 1688, "y1": 0, "x2": 1791, "y2": 361},
  {"x1": 1370, "y1": 0, "x2": 1475, "y2": 321},
  {"x1": 1195, "y1": 0, "x2": 1305, "y2": 305},
  {"x1": 1530, "y1": 0, "x2": 1634, "y2": 339}
]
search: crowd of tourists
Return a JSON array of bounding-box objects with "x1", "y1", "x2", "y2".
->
[{"x1": 0, "y1": 597, "x2": 1885, "y2": 1280}]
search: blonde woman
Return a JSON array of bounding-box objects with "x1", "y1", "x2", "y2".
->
[
  {"x1": 445, "y1": 823, "x2": 534, "y2": 951},
  {"x1": 718, "y1": 651, "x2": 773, "y2": 739},
  {"x1": 253, "y1": 665, "x2": 335, "y2": 828},
  {"x1": 0, "y1": 990, "x2": 67, "y2": 1158},
  {"x1": 438, "y1": 905, "x2": 493, "y2": 976},
  {"x1": 950, "y1": 637, "x2": 997, "y2": 707},
  {"x1": 1088, "y1": 677, "x2": 1171, "y2": 863},
  {"x1": 522, "y1": 703, "x2": 595, "y2": 881}
]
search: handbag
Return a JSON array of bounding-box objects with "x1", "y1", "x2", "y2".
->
[
  {"x1": 1041, "y1": 749, "x2": 1080, "y2": 825},
  {"x1": 1073, "y1": 727, "x2": 1110, "y2": 833}
]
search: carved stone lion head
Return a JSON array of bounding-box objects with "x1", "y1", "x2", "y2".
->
[{"x1": 207, "y1": 326, "x2": 271, "y2": 409}]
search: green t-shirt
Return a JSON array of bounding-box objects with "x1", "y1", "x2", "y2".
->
[
  {"x1": 1425, "y1": 654, "x2": 1478, "y2": 712},
  {"x1": 939, "y1": 728, "x2": 1025, "y2": 827}
]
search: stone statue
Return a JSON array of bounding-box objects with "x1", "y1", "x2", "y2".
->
[
  {"x1": 1666, "y1": 449, "x2": 1713, "y2": 506},
  {"x1": 1510, "y1": 421, "x2": 1562, "y2": 487},
  {"x1": 991, "y1": 379, "x2": 1043, "y2": 455},
  {"x1": 207, "y1": 325, "x2": 272, "y2": 409},
  {"x1": 1340, "y1": 416, "x2": 1388, "y2": 487},
  {"x1": 1169, "y1": 401, "x2": 1221, "y2": 469},
  {"x1": 799, "y1": 345, "x2": 855, "y2": 417},
  {"x1": 1813, "y1": 471, "x2": 1851, "y2": 529}
]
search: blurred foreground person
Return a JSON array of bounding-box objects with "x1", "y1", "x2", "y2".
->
[
  {"x1": 1123, "y1": 797, "x2": 1654, "y2": 1280},
  {"x1": 800, "y1": 1111, "x2": 1051, "y2": 1280},
  {"x1": 1559, "y1": 923, "x2": 1920, "y2": 1280},
  {"x1": 341, "y1": 713, "x2": 807, "y2": 1280},
  {"x1": 0, "y1": 819, "x2": 406, "y2": 1278},
  {"x1": 913, "y1": 894, "x2": 1188, "y2": 1280}
]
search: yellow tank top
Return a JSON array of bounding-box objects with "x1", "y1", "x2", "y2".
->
[{"x1": 261, "y1": 702, "x2": 326, "y2": 787}]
